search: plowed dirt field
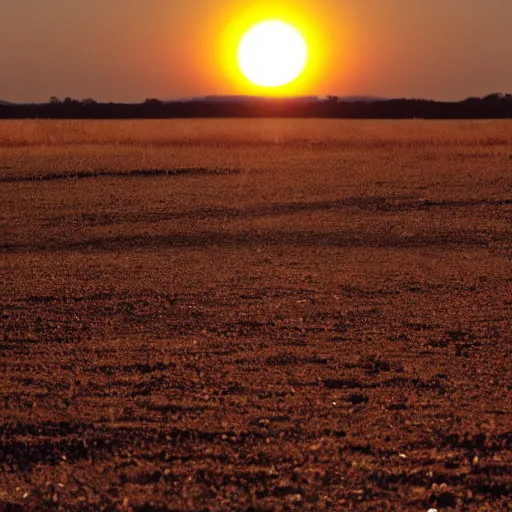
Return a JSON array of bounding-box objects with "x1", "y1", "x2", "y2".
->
[{"x1": 1, "y1": 120, "x2": 511, "y2": 510}]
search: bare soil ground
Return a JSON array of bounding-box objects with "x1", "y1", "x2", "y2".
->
[{"x1": 1, "y1": 120, "x2": 511, "y2": 510}]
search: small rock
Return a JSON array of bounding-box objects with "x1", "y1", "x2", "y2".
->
[{"x1": 286, "y1": 493, "x2": 302, "y2": 504}]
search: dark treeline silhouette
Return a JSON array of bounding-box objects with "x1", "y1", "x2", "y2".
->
[{"x1": 1, "y1": 93, "x2": 512, "y2": 119}]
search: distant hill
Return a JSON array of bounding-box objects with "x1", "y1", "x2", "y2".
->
[
  {"x1": 173, "y1": 95, "x2": 320, "y2": 104},
  {"x1": 0, "y1": 100, "x2": 16, "y2": 106},
  {"x1": 173, "y1": 95, "x2": 387, "y2": 104},
  {"x1": 335, "y1": 96, "x2": 388, "y2": 103}
]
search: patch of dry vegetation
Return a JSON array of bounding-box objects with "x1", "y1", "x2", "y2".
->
[
  {"x1": 1, "y1": 118, "x2": 511, "y2": 148},
  {"x1": 0, "y1": 119, "x2": 511, "y2": 183}
]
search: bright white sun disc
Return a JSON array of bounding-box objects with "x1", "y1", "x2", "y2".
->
[{"x1": 238, "y1": 21, "x2": 307, "y2": 87}]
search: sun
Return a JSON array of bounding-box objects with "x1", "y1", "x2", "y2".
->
[{"x1": 237, "y1": 21, "x2": 308, "y2": 88}]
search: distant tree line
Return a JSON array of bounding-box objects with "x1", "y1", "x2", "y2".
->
[{"x1": 1, "y1": 93, "x2": 512, "y2": 119}]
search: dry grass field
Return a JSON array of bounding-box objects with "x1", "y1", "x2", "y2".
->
[{"x1": 1, "y1": 119, "x2": 511, "y2": 511}]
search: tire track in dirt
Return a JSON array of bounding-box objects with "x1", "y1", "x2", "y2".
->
[
  {"x1": 1, "y1": 228, "x2": 505, "y2": 253},
  {"x1": 0, "y1": 167, "x2": 240, "y2": 183},
  {"x1": 38, "y1": 196, "x2": 512, "y2": 228}
]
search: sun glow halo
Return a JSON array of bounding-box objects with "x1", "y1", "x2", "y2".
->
[{"x1": 237, "y1": 21, "x2": 307, "y2": 88}]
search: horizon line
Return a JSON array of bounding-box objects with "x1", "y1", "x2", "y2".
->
[{"x1": 2, "y1": 92, "x2": 511, "y2": 106}]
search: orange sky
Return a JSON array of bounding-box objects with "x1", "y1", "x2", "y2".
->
[{"x1": 1, "y1": 0, "x2": 511, "y2": 102}]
